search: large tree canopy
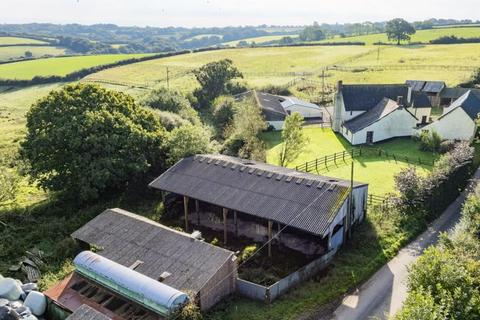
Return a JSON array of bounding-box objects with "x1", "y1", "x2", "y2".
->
[
  {"x1": 386, "y1": 18, "x2": 416, "y2": 45},
  {"x1": 21, "y1": 83, "x2": 166, "y2": 201}
]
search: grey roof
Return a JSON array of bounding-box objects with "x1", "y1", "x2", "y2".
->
[
  {"x1": 72, "y1": 208, "x2": 235, "y2": 294},
  {"x1": 149, "y1": 155, "x2": 367, "y2": 237},
  {"x1": 440, "y1": 87, "x2": 480, "y2": 99},
  {"x1": 406, "y1": 80, "x2": 445, "y2": 93},
  {"x1": 411, "y1": 92, "x2": 432, "y2": 108},
  {"x1": 341, "y1": 84, "x2": 410, "y2": 112},
  {"x1": 236, "y1": 90, "x2": 287, "y2": 121},
  {"x1": 66, "y1": 305, "x2": 111, "y2": 320},
  {"x1": 441, "y1": 90, "x2": 480, "y2": 120},
  {"x1": 343, "y1": 98, "x2": 415, "y2": 133}
]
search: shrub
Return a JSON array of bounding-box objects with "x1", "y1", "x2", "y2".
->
[
  {"x1": 259, "y1": 84, "x2": 292, "y2": 96},
  {"x1": 394, "y1": 167, "x2": 424, "y2": 215},
  {"x1": 153, "y1": 110, "x2": 190, "y2": 131},
  {"x1": 213, "y1": 96, "x2": 236, "y2": 134},
  {"x1": 419, "y1": 130, "x2": 442, "y2": 152},
  {"x1": 0, "y1": 167, "x2": 20, "y2": 204},
  {"x1": 170, "y1": 292, "x2": 203, "y2": 320},
  {"x1": 20, "y1": 83, "x2": 166, "y2": 201},
  {"x1": 166, "y1": 124, "x2": 214, "y2": 165},
  {"x1": 439, "y1": 140, "x2": 456, "y2": 154},
  {"x1": 238, "y1": 244, "x2": 258, "y2": 263}
]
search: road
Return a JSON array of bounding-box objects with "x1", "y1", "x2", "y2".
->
[{"x1": 330, "y1": 168, "x2": 480, "y2": 320}]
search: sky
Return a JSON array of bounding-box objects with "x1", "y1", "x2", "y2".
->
[{"x1": 1, "y1": 0, "x2": 479, "y2": 28}]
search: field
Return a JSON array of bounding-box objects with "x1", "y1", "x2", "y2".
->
[
  {"x1": 263, "y1": 127, "x2": 436, "y2": 195},
  {"x1": 0, "y1": 53, "x2": 153, "y2": 80},
  {"x1": 0, "y1": 46, "x2": 67, "y2": 62},
  {"x1": 82, "y1": 44, "x2": 480, "y2": 93},
  {"x1": 320, "y1": 26, "x2": 480, "y2": 44},
  {"x1": 0, "y1": 36, "x2": 48, "y2": 45},
  {"x1": 224, "y1": 34, "x2": 298, "y2": 46}
]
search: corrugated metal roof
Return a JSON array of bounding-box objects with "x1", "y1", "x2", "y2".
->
[
  {"x1": 422, "y1": 81, "x2": 445, "y2": 93},
  {"x1": 343, "y1": 98, "x2": 415, "y2": 133},
  {"x1": 406, "y1": 80, "x2": 425, "y2": 92},
  {"x1": 66, "y1": 304, "x2": 112, "y2": 320},
  {"x1": 341, "y1": 84, "x2": 410, "y2": 111},
  {"x1": 149, "y1": 155, "x2": 367, "y2": 237},
  {"x1": 72, "y1": 208, "x2": 235, "y2": 295}
]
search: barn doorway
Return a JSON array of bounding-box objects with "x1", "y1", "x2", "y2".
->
[{"x1": 366, "y1": 131, "x2": 374, "y2": 144}]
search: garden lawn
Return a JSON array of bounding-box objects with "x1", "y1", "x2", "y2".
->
[
  {"x1": 263, "y1": 127, "x2": 438, "y2": 195},
  {"x1": 0, "y1": 53, "x2": 152, "y2": 80}
]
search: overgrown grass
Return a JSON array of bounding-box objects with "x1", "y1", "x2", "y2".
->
[{"x1": 263, "y1": 127, "x2": 437, "y2": 195}]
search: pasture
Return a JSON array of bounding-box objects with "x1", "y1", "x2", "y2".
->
[
  {"x1": 224, "y1": 34, "x2": 298, "y2": 46},
  {"x1": 0, "y1": 53, "x2": 152, "y2": 80},
  {"x1": 0, "y1": 46, "x2": 67, "y2": 62},
  {"x1": 263, "y1": 127, "x2": 436, "y2": 195},
  {"x1": 0, "y1": 36, "x2": 48, "y2": 45},
  {"x1": 320, "y1": 25, "x2": 480, "y2": 44}
]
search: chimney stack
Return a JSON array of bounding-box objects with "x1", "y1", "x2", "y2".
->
[
  {"x1": 397, "y1": 96, "x2": 404, "y2": 106},
  {"x1": 337, "y1": 80, "x2": 343, "y2": 92}
]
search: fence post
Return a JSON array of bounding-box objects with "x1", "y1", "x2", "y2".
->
[
  {"x1": 369, "y1": 194, "x2": 372, "y2": 205},
  {"x1": 315, "y1": 158, "x2": 318, "y2": 171},
  {"x1": 334, "y1": 153, "x2": 337, "y2": 164},
  {"x1": 325, "y1": 155, "x2": 327, "y2": 168},
  {"x1": 378, "y1": 148, "x2": 381, "y2": 156},
  {"x1": 306, "y1": 162, "x2": 309, "y2": 172},
  {"x1": 343, "y1": 151, "x2": 345, "y2": 162}
]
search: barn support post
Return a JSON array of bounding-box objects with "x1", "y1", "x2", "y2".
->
[
  {"x1": 223, "y1": 208, "x2": 228, "y2": 245},
  {"x1": 348, "y1": 161, "x2": 354, "y2": 238},
  {"x1": 327, "y1": 229, "x2": 332, "y2": 250},
  {"x1": 268, "y1": 220, "x2": 273, "y2": 258},
  {"x1": 183, "y1": 196, "x2": 190, "y2": 232},
  {"x1": 195, "y1": 199, "x2": 200, "y2": 226},
  {"x1": 234, "y1": 211, "x2": 238, "y2": 237}
]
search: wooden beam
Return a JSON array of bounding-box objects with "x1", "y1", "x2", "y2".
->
[
  {"x1": 195, "y1": 199, "x2": 200, "y2": 226},
  {"x1": 183, "y1": 196, "x2": 189, "y2": 232},
  {"x1": 233, "y1": 211, "x2": 238, "y2": 237},
  {"x1": 268, "y1": 220, "x2": 273, "y2": 258},
  {"x1": 223, "y1": 208, "x2": 228, "y2": 244}
]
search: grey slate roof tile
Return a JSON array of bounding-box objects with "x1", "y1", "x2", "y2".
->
[{"x1": 341, "y1": 84, "x2": 410, "y2": 111}]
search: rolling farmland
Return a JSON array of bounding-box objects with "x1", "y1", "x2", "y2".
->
[
  {"x1": 0, "y1": 36, "x2": 49, "y2": 45},
  {"x1": 0, "y1": 53, "x2": 153, "y2": 80},
  {"x1": 0, "y1": 46, "x2": 67, "y2": 62},
  {"x1": 224, "y1": 34, "x2": 298, "y2": 46}
]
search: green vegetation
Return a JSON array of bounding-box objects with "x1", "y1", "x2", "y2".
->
[
  {"x1": 0, "y1": 46, "x2": 67, "y2": 62},
  {"x1": 224, "y1": 35, "x2": 298, "y2": 46},
  {"x1": 277, "y1": 113, "x2": 308, "y2": 167},
  {"x1": 0, "y1": 53, "x2": 152, "y2": 80},
  {"x1": 0, "y1": 36, "x2": 48, "y2": 45},
  {"x1": 264, "y1": 127, "x2": 437, "y2": 195},
  {"x1": 385, "y1": 18, "x2": 416, "y2": 45}
]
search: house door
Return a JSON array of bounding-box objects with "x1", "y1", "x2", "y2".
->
[
  {"x1": 366, "y1": 131, "x2": 374, "y2": 144},
  {"x1": 421, "y1": 116, "x2": 427, "y2": 124}
]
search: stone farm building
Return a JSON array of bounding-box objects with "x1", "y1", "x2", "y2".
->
[
  {"x1": 149, "y1": 154, "x2": 369, "y2": 257},
  {"x1": 333, "y1": 80, "x2": 480, "y2": 145},
  {"x1": 45, "y1": 208, "x2": 237, "y2": 319},
  {"x1": 236, "y1": 90, "x2": 324, "y2": 130}
]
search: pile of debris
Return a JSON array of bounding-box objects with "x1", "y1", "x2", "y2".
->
[
  {"x1": 8, "y1": 249, "x2": 45, "y2": 283},
  {"x1": 0, "y1": 274, "x2": 47, "y2": 320}
]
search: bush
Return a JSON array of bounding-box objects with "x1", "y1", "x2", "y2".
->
[
  {"x1": 20, "y1": 83, "x2": 166, "y2": 201},
  {"x1": 153, "y1": 110, "x2": 190, "y2": 131},
  {"x1": 212, "y1": 96, "x2": 236, "y2": 134},
  {"x1": 170, "y1": 292, "x2": 203, "y2": 320},
  {"x1": 220, "y1": 135, "x2": 245, "y2": 156},
  {"x1": 259, "y1": 84, "x2": 292, "y2": 96},
  {"x1": 166, "y1": 124, "x2": 214, "y2": 165},
  {"x1": 0, "y1": 167, "x2": 19, "y2": 204},
  {"x1": 238, "y1": 244, "x2": 258, "y2": 263},
  {"x1": 439, "y1": 140, "x2": 456, "y2": 154},
  {"x1": 419, "y1": 130, "x2": 442, "y2": 152}
]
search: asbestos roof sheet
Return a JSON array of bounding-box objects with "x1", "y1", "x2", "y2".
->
[
  {"x1": 66, "y1": 304, "x2": 112, "y2": 320},
  {"x1": 71, "y1": 208, "x2": 234, "y2": 294},
  {"x1": 149, "y1": 155, "x2": 367, "y2": 237},
  {"x1": 341, "y1": 84, "x2": 410, "y2": 112}
]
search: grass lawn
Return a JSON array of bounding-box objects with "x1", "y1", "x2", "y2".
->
[
  {"x1": 263, "y1": 127, "x2": 437, "y2": 195},
  {"x1": 0, "y1": 36, "x2": 48, "y2": 45},
  {"x1": 0, "y1": 46, "x2": 67, "y2": 62},
  {"x1": 319, "y1": 26, "x2": 480, "y2": 45},
  {"x1": 0, "y1": 53, "x2": 153, "y2": 80}
]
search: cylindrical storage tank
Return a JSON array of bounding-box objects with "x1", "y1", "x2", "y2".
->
[{"x1": 73, "y1": 251, "x2": 188, "y2": 317}]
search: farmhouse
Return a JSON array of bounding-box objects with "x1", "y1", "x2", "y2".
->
[
  {"x1": 149, "y1": 154, "x2": 369, "y2": 256},
  {"x1": 236, "y1": 90, "x2": 323, "y2": 130},
  {"x1": 45, "y1": 208, "x2": 237, "y2": 319},
  {"x1": 333, "y1": 82, "x2": 423, "y2": 145},
  {"x1": 416, "y1": 90, "x2": 480, "y2": 141}
]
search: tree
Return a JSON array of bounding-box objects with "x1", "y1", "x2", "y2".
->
[
  {"x1": 0, "y1": 167, "x2": 19, "y2": 204},
  {"x1": 386, "y1": 18, "x2": 416, "y2": 45},
  {"x1": 278, "y1": 113, "x2": 308, "y2": 167},
  {"x1": 166, "y1": 124, "x2": 213, "y2": 165},
  {"x1": 212, "y1": 96, "x2": 236, "y2": 136},
  {"x1": 193, "y1": 59, "x2": 243, "y2": 107},
  {"x1": 20, "y1": 83, "x2": 166, "y2": 201},
  {"x1": 394, "y1": 167, "x2": 424, "y2": 214},
  {"x1": 142, "y1": 88, "x2": 199, "y2": 125},
  {"x1": 299, "y1": 23, "x2": 326, "y2": 42},
  {"x1": 24, "y1": 51, "x2": 33, "y2": 58}
]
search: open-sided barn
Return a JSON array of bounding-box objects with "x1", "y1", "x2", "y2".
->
[{"x1": 149, "y1": 154, "x2": 368, "y2": 256}]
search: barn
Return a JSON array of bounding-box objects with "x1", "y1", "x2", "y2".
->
[
  {"x1": 149, "y1": 154, "x2": 369, "y2": 256},
  {"x1": 416, "y1": 90, "x2": 480, "y2": 141},
  {"x1": 406, "y1": 80, "x2": 446, "y2": 107},
  {"x1": 236, "y1": 90, "x2": 323, "y2": 130},
  {"x1": 45, "y1": 208, "x2": 237, "y2": 319}
]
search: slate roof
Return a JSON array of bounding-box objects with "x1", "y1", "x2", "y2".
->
[
  {"x1": 236, "y1": 90, "x2": 287, "y2": 121},
  {"x1": 411, "y1": 92, "x2": 432, "y2": 108},
  {"x1": 406, "y1": 80, "x2": 445, "y2": 93},
  {"x1": 71, "y1": 208, "x2": 235, "y2": 294},
  {"x1": 441, "y1": 90, "x2": 480, "y2": 120},
  {"x1": 440, "y1": 87, "x2": 480, "y2": 100},
  {"x1": 341, "y1": 84, "x2": 410, "y2": 112},
  {"x1": 66, "y1": 305, "x2": 111, "y2": 320},
  {"x1": 149, "y1": 155, "x2": 367, "y2": 237},
  {"x1": 343, "y1": 98, "x2": 415, "y2": 133}
]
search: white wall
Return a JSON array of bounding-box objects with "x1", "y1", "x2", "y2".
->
[
  {"x1": 351, "y1": 109, "x2": 417, "y2": 145},
  {"x1": 333, "y1": 92, "x2": 365, "y2": 132},
  {"x1": 407, "y1": 107, "x2": 431, "y2": 124},
  {"x1": 415, "y1": 107, "x2": 476, "y2": 141},
  {"x1": 284, "y1": 104, "x2": 323, "y2": 118}
]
